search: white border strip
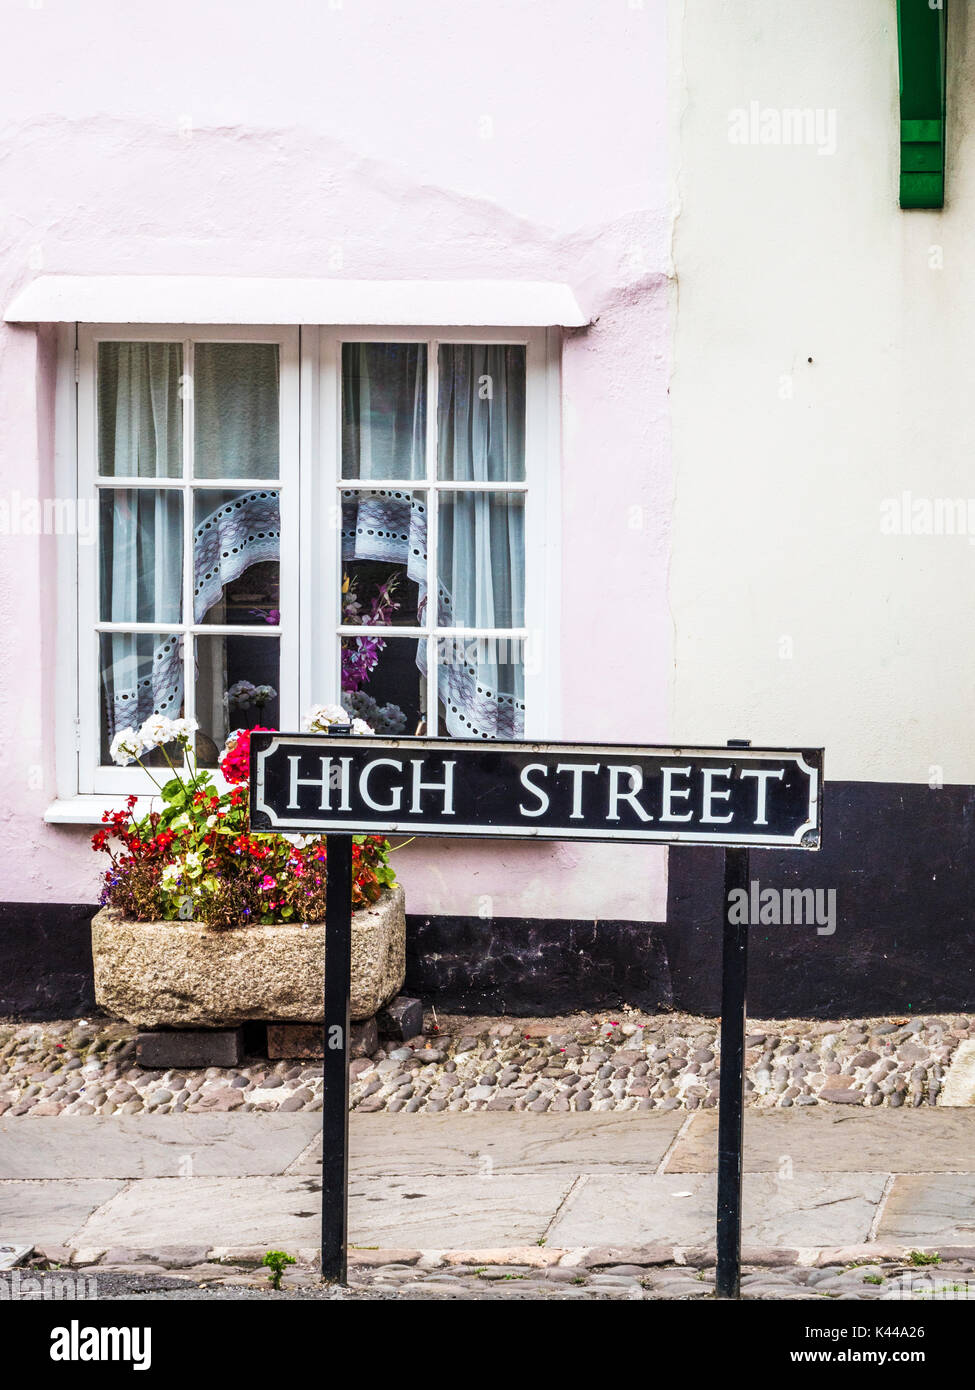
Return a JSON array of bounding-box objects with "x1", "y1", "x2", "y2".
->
[{"x1": 5, "y1": 277, "x2": 588, "y2": 328}]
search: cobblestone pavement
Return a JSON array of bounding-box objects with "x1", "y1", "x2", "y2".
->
[
  {"x1": 0, "y1": 1010, "x2": 969, "y2": 1117},
  {"x1": 8, "y1": 1254, "x2": 975, "y2": 1301}
]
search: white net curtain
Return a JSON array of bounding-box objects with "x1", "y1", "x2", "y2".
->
[
  {"x1": 98, "y1": 342, "x2": 281, "y2": 754},
  {"x1": 341, "y1": 342, "x2": 526, "y2": 738}
]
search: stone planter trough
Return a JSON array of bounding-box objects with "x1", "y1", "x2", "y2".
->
[{"x1": 90, "y1": 884, "x2": 406, "y2": 1029}]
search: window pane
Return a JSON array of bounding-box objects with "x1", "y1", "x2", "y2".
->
[
  {"x1": 99, "y1": 631, "x2": 183, "y2": 765},
  {"x1": 193, "y1": 488, "x2": 281, "y2": 625},
  {"x1": 437, "y1": 491, "x2": 525, "y2": 628},
  {"x1": 437, "y1": 344, "x2": 526, "y2": 482},
  {"x1": 194, "y1": 343, "x2": 280, "y2": 479},
  {"x1": 99, "y1": 490, "x2": 182, "y2": 624},
  {"x1": 194, "y1": 634, "x2": 280, "y2": 766},
  {"x1": 341, "y1": 343, "x2": 427, "y2": 480},
  {"x1": 435, "y1": 634, "x2": 526, "y2": 740},
  {"x1": 98, "y1": 342, "x2": 182, "y2": 479},
  {"x1": 341, "y1": 487, "x2": 424, "y2": 627},
  {"x1": 341, "y1": 636, "x2": 421, "y2": 734}
]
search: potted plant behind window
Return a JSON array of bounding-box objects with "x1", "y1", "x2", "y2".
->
[{"x1": 89, "y1": 707, "x2": 406, "y2": 1029}]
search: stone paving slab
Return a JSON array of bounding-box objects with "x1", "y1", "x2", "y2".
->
[
  {"x1": 0, "y1": 1115, "x2": 320, "y2": 1179},
  {"x1": 876, "y1": 1175, "x2": 975, "y2": 1244},
  {"x1": 294, "y1": 1111, "x2": 686, "y2": 1176},
  {"x1": 940, "y1": 1040, "x2": 975, "y2": 1106},
  {"x1": 548, "y1": 1173, "x2": 889, "y2": 1248},
  {"x1": 0, "y1": 1180, "x2": 124, "y2": 1246},
  {"x1": 6, "y1": 1112, "x2": 975, "y2": 1257},
  {"x1": 13, "y1": 1108, "x2": 953, "y2": 1185},
  {"x1": 666, "y1": 1109, "x2": 975, "y2": 1173},
  {"x1": 70, "y1": 1173, "x2": 575, "y2": 1250}
]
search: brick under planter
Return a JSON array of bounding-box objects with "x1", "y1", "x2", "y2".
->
[{"x1": 90, "y1": 885, "x2": 405, "y2": 1028}]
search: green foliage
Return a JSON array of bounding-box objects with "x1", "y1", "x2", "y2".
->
[
  {"x1": 93, "y1": 746, "x2": 396, "y2": 929},
  {"x1": 262, "y1": 1249, "x2": 297, "y2": 1290}
]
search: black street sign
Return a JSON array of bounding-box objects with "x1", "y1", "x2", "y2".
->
[
  {"x1": 249, "y1": 736, "x2": 823, "y2": 849},
  {"x1": 249, "y1": 730, "x2": 824, "y2": 1294}
]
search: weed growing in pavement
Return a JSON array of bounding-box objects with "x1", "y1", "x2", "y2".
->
[
  {"x1": 908, "y1": 1251, "x2": 941, "y2": 1266},
  {"x1": 262, "y1": 1250, "x2": 296, "y2": 1290}
]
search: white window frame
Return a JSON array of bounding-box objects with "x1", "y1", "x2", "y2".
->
[{"x1": 48, "y1": 322, "x2": 561, "y2": 820}]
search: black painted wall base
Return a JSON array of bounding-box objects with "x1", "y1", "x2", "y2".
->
[
  {"x1": 405, "y1": 915, "x2": 673, "y2": 1015},
  {"x1": 3, "y1": 782, "x2": 974, "y2": 1020},
  {"x1": 0, "y1": 903, "x2": 97, "y2": 1020},
  {"x1": 662, "y1": 780, "x2": 975, "y2": 1018}
]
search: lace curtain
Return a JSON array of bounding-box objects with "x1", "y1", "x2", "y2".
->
[
  {"x1": 341, "y1": 343, "x2": 526, "y2": 738},
  {"x1": 99, "y1": 343, "x2": 280, "y2": 744}
]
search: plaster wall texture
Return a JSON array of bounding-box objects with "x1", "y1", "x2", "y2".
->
[
  {"x1": 0, "y1": 1, "x2": 672, "y2": 920},
  {"x1": 669, "y1": 0, "x2": 975, "y2": 785}
]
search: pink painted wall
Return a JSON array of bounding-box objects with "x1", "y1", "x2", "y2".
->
[{"x1": 0, "y1": 1, "x2": 672, "y2": 920}]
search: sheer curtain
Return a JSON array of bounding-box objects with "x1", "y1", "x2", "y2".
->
[
  {"x1": 99, "y1": 342, "x2": 281, "y2": 752},
  {"x1": 341, "y1": 343, "x2": 526, "y2": 738},
  {"x1": 99, "y1": 343, "x2": 184, "y2": 745},
  {"x1": 435, "y1": 344, "x2": 525, "y2": 738},
  {"x1": 193, "y1": 341, "x2": 281, "y2": 748},
  {"x1": 341, "y1": 341, "x2": 428, "y2": 605}
]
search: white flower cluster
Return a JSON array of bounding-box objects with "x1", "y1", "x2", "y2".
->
[
  {"x1": 109, "y1": 715, "x2": 198, "y2": 767},
  {"x1": 301, "y1": 703, "x2": 373, "y2": 737}
]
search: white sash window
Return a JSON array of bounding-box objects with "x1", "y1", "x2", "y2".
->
[{"x1": 61, "y1": 323, "x2": 558, "y2": 809}]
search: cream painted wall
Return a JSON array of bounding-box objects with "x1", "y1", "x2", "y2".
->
[{"x1": 669, "y1": 0, "x2": 975, "y2": 785}]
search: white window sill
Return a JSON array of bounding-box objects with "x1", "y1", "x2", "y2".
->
[{"x1": 44, "y1": 795, "x2": 162, "y2": 825}]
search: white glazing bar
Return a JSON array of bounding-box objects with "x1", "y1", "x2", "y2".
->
[
  {"x1": 181, "y1": 337, "x2": 195, "y2": 762},
  {"x1": 276, "y1": 329, "x2": 301, "y2": 729},
  {"x1": 336, "y1": 480, "x2": 527, "y2": 493},
  {"x1": 425, "y1": 339, "x2": 439, "y2": 734},
  {"x1": 328, "y1": 337, "x2": 342, "y2": 707},
  {"x1": 95, "y1": 622, "x2": 195, "y2": 635},
  {"x1": 298, "y1": 326, "x2": 316, "y2": 713},
  {"x1": 97, "y1": 475, "x2": 283, "y2": 490},
  {"x1": 95, "y1": 624, "x2": 283, "y2": 637},
  {"x1": 335, "y1": 625, "x2": 528, "y2": 639},
  {"x1": 425, "y1": 632, "x2": 437, "y2": 736}
]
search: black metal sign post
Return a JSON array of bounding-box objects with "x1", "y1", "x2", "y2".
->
[
  {"x1": 715, "y1": 740, "x2": 751, "y2": 1300},
  {"x1": 320, "y1": 830, "x2": 352, "y2": 1283},
  {"x1": 320, "y1": 725, "x2": 353, "y2": 1286},
  {"x1": 249, "y1": 735, "x2": 823, "y2": 1290}
]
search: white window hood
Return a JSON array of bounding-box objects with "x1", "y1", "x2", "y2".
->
[{"x1": 4, "y1": 275, "x2": 587, "y2": 327}]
